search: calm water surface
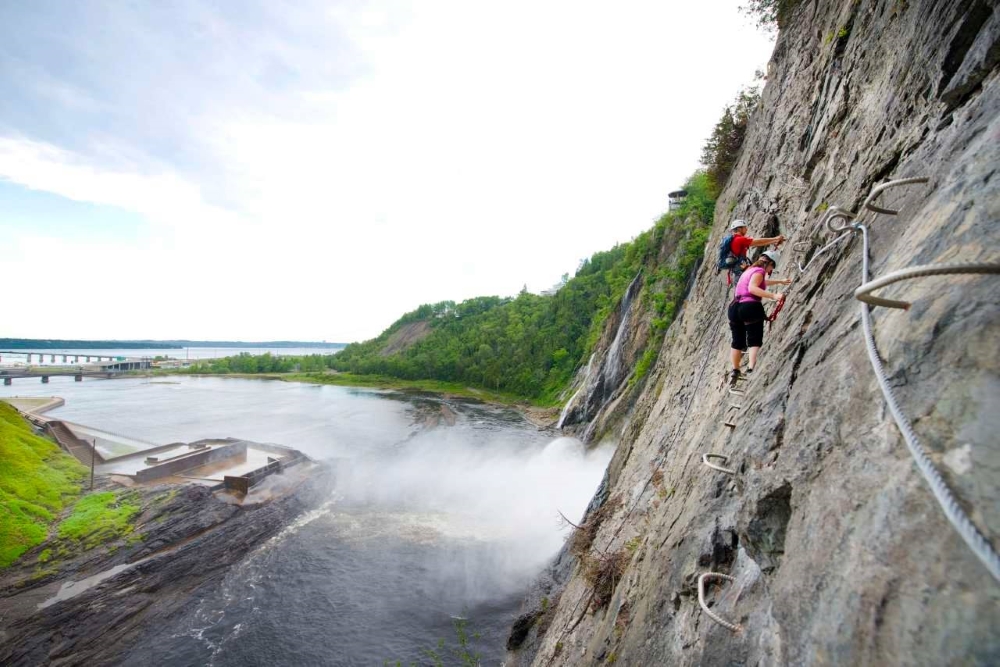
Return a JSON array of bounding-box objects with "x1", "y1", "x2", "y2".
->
[{"x1": 1, "y1": 376, "x2": 610, "y2": 665}]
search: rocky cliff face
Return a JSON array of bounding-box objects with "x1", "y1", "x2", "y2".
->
[{"x1": 510, "y1": 1, "x2": 1000, "y2": 664}]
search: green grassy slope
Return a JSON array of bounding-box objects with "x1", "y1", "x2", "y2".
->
[{"x1": 0, "y1": 403, "x2": 86, "y2": 568}]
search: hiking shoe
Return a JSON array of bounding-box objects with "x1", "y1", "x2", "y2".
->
[
  {"x1": 745, "y1": 367, "x2": 754, "y2": 378},
  {"x1": 728, "y1": 369, "x2": 741, "y2": 387}
]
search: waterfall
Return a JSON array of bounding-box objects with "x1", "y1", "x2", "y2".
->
[
  {"x1": 556, "y1": 354, "x2": 595, "y2": 429},
  {"x1": 601, "y1": 273, "x2": 642, "y2": 392},
  {"x1": 558, "y1": 271, "x2": 644, "y2": 434}
]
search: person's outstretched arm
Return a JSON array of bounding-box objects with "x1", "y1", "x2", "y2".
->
[{"x1": 749, "y1": 234, "x2": 785, "y2": 248}]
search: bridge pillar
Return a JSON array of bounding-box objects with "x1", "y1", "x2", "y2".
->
[
  {"x1": 50, "y1": 355, "x2": 56, "y2": 363},
  {"x1": 62, "y1": 355, "x2": 67, "y2": 363},
  {"x1": 74, "y1": 374, "x2": 83, "y2": 382},
  {"x1": 74, "y1": 356, "x2": 79, "y2": 363},
  {"x1": 41, "y1": 376, "x2": 49, "y2": 384},
  {"x1": 3, "y1": 377, "x2": 11, "y2": 386},
  {"x1": 85, "y1": 356, "x2": 91, "y2": 362},
  {"x1": 27, "y1": 354, "x2": 32, "y2": 363}
]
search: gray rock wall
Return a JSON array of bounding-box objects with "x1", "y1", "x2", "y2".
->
[{"x1": 514, "y1": 1, "x2": 1000, "y2": 664}]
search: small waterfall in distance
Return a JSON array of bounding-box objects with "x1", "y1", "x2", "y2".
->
[{"x1": 556, "y1": 354, "x2": 595, "y2": 429}]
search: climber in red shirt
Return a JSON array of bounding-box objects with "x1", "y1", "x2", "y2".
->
[{"x1": 728, "y1": 219, "x2": 786, "y2": 275}]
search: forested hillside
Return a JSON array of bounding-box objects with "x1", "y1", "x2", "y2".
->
[
  {"x1": 328, "y1": 174, "x2": 716, "y2": 402},
  {"x1": 184, "y1": 83, "x2": 758, "y2": 403}
]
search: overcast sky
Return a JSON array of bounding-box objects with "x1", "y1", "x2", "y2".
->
[{"x1": 1, "y1": 1, "x2": 774, "y2": 343}]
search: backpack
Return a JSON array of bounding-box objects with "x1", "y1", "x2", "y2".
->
[{"x1": 716, "y1": 234, "x2": 739, "y2": 272}]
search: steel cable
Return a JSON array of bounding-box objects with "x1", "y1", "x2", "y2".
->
[{"x1": 858, "y1": 224, "x2": 1000, "y2": 582}]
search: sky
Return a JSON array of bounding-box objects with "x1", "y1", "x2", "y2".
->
[{"x1": 0, "y1": 1, "x2": 774, "y2": 343}]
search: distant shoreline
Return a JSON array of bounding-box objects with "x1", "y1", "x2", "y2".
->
[{"x1": 0, "y1": 338, "x2": 348, "y2": 350}]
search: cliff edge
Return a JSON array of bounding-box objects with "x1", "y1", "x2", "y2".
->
[{"x1": 510, "y1": 1, "x2": 999, "y2": 664}]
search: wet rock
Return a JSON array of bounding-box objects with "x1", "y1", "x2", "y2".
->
[
  {"x1": 507, "y1": 610, "x2": 543, "y2": 650},
  {"x1": 0, "y1": 465, "x2": 331, "y2": 666}
]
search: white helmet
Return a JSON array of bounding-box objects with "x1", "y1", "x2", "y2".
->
[
  {"x1": 729, "y1": 219, "x2": 748, "y2": 231},
  {"x1": 762, "y1": 250, "x2": 781, "y2": 267}
]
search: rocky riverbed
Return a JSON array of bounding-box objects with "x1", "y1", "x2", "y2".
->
[{"x1": 0, "y1": 463, "x2": 331, "y2": 666}]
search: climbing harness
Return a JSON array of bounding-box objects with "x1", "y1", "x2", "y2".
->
[
  {"x1": 697, "y1": 572, "x2": 741, "y2": 632},
  {"x1": 798, "y1": 176, "x2": 1000, "y2": 583},
  {"x1": 702, "y1": 454, "x2": 736, "y2": 475}
]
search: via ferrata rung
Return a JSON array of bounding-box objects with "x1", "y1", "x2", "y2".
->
[
  {"x1": 698, "y1": 572, "x2": 741, "y2": 632},
  {"x1": 702, "y1": 453, "x2": 736, "y2": 475}
]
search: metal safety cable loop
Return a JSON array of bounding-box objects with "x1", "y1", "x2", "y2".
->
[
  {"x1": 796, "y1": 228, "x2": 856, "y2": 273},
  {"x1": 824, "y1": 206, "x2": 856, "y2": 234},
  {"x1": 698, "y1": 573, "x2": 741, "y2": 632},
  {"x1": 855, "y1": 262, "x2": 1000, "y2": 309},
  {"x1": 858, "y1": 224, "x2": 1000, "y2": 582},
  {"x1": 796, "y1": 178, "x2": 928, "y2": 274}
]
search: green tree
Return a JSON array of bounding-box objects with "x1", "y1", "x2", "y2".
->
[{"x1": 701, "y1": 87, "x2": 761, "y2": 197}]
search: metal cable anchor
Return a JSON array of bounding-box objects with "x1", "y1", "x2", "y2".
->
[
  {"x1": 795, "y1": 177, "x2": 929, "y2": 273},
  {"x1": 698, "y1": 572, "x2": 741, "y2": 632}
]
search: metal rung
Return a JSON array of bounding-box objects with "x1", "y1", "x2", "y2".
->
[
  {"x1": 724, "y1": 421, "x2": 737, "y2": 428},
  {"x1": 698, "y1": 573, "x2": 741, "y2": 632},
  {"x1": 862, "y1": 176, "x2": 929, "y2": 215},
  {"x1": 702, "y1": 454, "x2": 736, "y2": 475},
  {"x1": 729, "y1": 403, "x2": 743, "y2": 409}
]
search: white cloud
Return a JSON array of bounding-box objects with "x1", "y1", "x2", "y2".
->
[
  {"x1": 0, "y1": 137, "x2": 242, "y2": 240},
  {"x1": 1, "y1": 0, "x2": 774, "y2": 342}
]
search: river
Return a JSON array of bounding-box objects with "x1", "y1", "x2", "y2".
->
[
  {"x1": 0, "y1": 346, "x2": 341, "y2": 365},
  {"x1": 0, "y1": 375, "x2": 610, "y2": 665}
]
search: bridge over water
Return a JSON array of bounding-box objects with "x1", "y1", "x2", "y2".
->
[
  {"x1": 0, "y1": 360, "x2": 152, "y2": 384},
  {"x1": 0, "y1": 351, "x2": 126, "y2": 364}
]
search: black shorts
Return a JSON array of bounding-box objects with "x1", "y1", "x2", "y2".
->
[{"x1": 728, "y1": 300, "x2": 766, "y2": 350}]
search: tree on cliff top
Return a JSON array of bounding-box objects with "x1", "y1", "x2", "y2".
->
[
  {"x1": 741, "y1": 0, "x2": 800, "y2": 31},
  {"x1": 701, "y1": 86, "x2": 761, "y2": 198}
]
